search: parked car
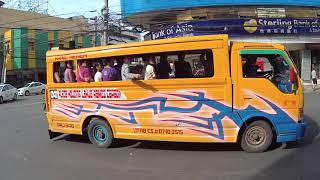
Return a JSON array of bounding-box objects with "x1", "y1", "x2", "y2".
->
[
  {"x1": 0, "y1": 84, "x2": 18, "y2": 104},
  {"x1": 18, "y1": 82, "x2": 46, "y2": 96}
]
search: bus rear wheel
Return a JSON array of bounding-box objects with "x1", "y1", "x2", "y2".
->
[
  {"x1": 241, "y1": 121, "x2": 273, "y2": 153},
  {"x1": 88, "y1": 118, "x2": 113, "y2": 148}
]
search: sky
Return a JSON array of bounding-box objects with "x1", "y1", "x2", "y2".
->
[{"x1": 49, "y1": 0, "x2": 121, "y2": 18}]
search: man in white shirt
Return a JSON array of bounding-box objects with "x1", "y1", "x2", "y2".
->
[
  {"x1": 121, "y1": 56, "x2": 141, "y2": 80},
  {"x1": 144, "y1": 56, "x2": 156, "y2": 80},
  {"x1": 311, "y1": 68, "x2": 317, "y2": 91},
  {"x1": 94, "y1": 62, "x2": 103, "y2": 82}
]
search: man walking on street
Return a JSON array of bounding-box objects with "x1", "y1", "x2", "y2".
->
[{"x1": 312, "y1": 68, "x2": 317, "y2": 91}]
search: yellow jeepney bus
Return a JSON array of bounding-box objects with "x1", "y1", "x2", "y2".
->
[{"x1": 45, "y1": 35, "x2": 305, "y2": 152}]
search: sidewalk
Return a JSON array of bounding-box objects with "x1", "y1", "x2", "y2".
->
[{"x1": 304, "y1": 79, "x2": 320, "y2": 93}]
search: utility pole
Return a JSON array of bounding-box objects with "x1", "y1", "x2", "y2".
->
[
  {"x1": 1, "y1": 43, "x2": 8, "y2": 84},
  {"x1": 102, "y1": 0, "x2": 109, "y2": 45},
  {"x1": 90, "y1": 16, "x2": 98, "y2": 47}
]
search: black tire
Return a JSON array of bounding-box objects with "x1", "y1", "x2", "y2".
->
[
  {"x1": 88, "y1": 118, "x2": 113, "y2": 148},
  {"x1": 41, "y1": 89, "x2": 45, "y2": 94},
  {"x1": 13, "y1": 94, "x2": 17, "y2": 101},
  {"x1": 241, "y1": 121, "x2": 273, "y2": 153},
  {"x1": 0, "y1": 96, "x2": 3, "y2": 104},
  {"x1": 25, "y1": 91, "x2": 30, "y2": 96}
]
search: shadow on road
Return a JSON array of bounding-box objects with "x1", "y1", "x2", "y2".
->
[
  {"x1": 54, "y1": 134, "x2": 91, "y2": 144},
  {"x1": 245, "y1": 115, "x2": 320, "y2": 180},
  {"x1": 54, "y1": 134, "x2": 142, "y2": 148},
  {"x1": 133, "y1": 141, "x2": 243, "y2": 151},
  {"x1": 1, "y1": 98, "x2": 27, "y2": 105},
  {"x1": 54, "y1": 134, "x2": 243, "y2": 151},
  {"x1": 284, "y1": 115, "x2": 320, "y2": 149}
]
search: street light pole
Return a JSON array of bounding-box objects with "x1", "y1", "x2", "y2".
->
[
  {"x1": 102, "y1": 0, "x2": 109, "y2": 45},
  {"x1": 90, "y1": 16, "x2": 98, "y2": 47}
]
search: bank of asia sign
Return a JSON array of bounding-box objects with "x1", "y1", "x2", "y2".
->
[{"x1": 151, "y1": 18, "x2": 320, "y2": 39}]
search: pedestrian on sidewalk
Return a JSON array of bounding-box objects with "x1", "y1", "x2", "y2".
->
[{"x1": 312, "y1": 68, "x2": 317, "y2": 91}]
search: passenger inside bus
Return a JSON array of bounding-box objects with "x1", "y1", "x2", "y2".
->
[
  {"x1": 200, "y1": 51, "x2": 214, "y2": 77},
  {"x1": 121, "y1": 56, "x2": 142, "y2": 80},
  {"x1": 53, "y1": 63, "x2": 62, "y2": 83},
  {"x1": 144, "y1": 55, "x2": 156, "y2": 80},
  {"x1": 53, "y1": 50, "x2": 214, "y2": 83},
  {"x1": 102, "y1": 58, "x2": 120, "y2": 81},
  {"x1": 243, "y1": 56, "x2": 259, "y2": 78},
  {"x1": 271, "y1": 55, "x2": 292, "y2": 93},
  {"x1": 64, "y1": 61, "x2": 76, "y2": 83},
  {"x1": 94, "y1": 62, "x2": 103, "y2": 82},
  {"x1": 174, "y1": 52, "x2": 193, "y2": 78},
  {"x1": 77, "y1": 60, "x2": 93, "y2": 83},
  {"x1": 156, "y1": 54, "x2": 172, "y2": 79}
]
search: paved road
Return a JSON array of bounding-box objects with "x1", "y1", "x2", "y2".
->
[{"x1": 0, "y1": 93, "x2": 319, "y2": 180}]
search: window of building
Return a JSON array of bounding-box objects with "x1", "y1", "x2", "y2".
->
[{"x1": 28, "y1": 38, "x2": 35, "y2": 51}]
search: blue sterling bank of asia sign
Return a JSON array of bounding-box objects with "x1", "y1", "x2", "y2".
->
[{"x1": 151, "y1": 18, "x2": 320, "y2": 40}]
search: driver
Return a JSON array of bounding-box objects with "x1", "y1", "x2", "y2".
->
[{"x1": 243, "y1": 56, "x2": 258, "y2": 78}]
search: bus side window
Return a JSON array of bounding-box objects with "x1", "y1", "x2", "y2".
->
[
  {"x1": 171, "y1": 50, "x2": 214, "y2": 79},
  {"x1": 53, "y1": 62, "x2": 65, "y2": 83},
  {"x1": 241, "y1": 54, "x2": 294, "y2": 94}
]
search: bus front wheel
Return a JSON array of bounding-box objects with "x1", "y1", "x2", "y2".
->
[
  {"x1": 88, "y1": 118, "x2": 113, "y2": 148},
  {"x1": 240, "y1": 120, "x2": 273, "y2": 153}
]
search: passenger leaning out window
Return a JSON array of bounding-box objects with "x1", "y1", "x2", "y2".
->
[
  {"x1": 102, "y1": 58, "x2": 120, "y2": 81},
  {"x1": 77, "y1": 60, "x2": 93, "y2": 83},
  {"x1": 121, "y1": 56, "x2": 141, "y2": 80},
  {"x1": 144, "y1": 56, "x2": 156, "y2": 80},
  {"x1": 64, "y1": 61, "x2": 76, "y2": 83},
  {"x1": 94, "y1": 62, "x2": 103, "y2": 82}
]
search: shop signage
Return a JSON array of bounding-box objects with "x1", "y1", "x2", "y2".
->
[
  {"x1": 151, "y1": 18, "x2": 320, "y2": 40},
  {"x1": 257, "y1": 8, "x2": 286, "y2": 18}
]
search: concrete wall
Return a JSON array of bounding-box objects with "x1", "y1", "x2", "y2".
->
[{"x1": 301, "y1": 50, "x2": 312, "y2": 81}]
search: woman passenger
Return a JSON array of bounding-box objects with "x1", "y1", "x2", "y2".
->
[
  {"x1": 53, "y1": 63, "x2": 62, "y2": 83},
  {"x1": 64, "y1": 61, "x2": 76, "y2": 83},
  {"x1": 77, "y1": 60, "x2": 93, "y2": 83}
]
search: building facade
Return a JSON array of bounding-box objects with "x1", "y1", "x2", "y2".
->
[
  {"x1": 1, "y1": 28, "x2": 97, "y2": 86},
  {"x1": 0, "y1": 7, "x2": 92, "y2": 86},
  {"x1": 121, "y1": 0, "x2": 320, "y2": 82}
]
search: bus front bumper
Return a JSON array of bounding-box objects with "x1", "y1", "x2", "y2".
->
[{"x1": 276, "y1": 120, "x2": 306, "y2": 143}]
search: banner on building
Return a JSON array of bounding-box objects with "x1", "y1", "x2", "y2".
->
[{"x1": 151, "y1": 18, "x2": 320, "y2": 40}]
